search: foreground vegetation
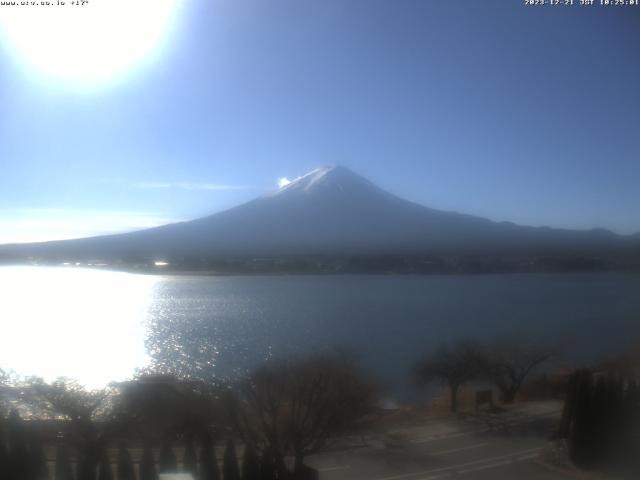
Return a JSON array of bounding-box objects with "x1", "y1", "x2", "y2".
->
[
  {"x1": 2, "y1": 340, "x2": 639, "y2": 479},
  {"x1": 558, "y1": 361, "x2": 640, "y2": 477},
  {"x1": 0, "y1": 353, "x2": 374, "y2": 480}
]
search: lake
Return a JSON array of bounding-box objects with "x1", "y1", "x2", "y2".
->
[{"x1": 1, "y1": 266, "x2": 639, "y2": 400}]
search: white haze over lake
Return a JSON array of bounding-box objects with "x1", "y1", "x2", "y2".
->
[{"x1": 0, "y1": 266, "x2": 159, "y2": 388}]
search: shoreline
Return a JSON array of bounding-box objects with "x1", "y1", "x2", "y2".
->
[{"x1": 2, "y1": 262, "x2": 640, "y2": 277}]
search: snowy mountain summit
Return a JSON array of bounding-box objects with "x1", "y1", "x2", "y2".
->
[{"x1": 271, "y1": 165, "x2": 384, "y2": 198}]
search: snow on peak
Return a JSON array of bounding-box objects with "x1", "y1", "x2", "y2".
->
[
  {"x1": 270, "y1": 165, "x2": 373, "y2": 196},
  {"x1": 291, "y1": 165, "x2": 337, "y2": 190}
]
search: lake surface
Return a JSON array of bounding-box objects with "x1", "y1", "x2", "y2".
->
[{"x1": 1, "y1": 266, "x2": 639, "y2": 400}]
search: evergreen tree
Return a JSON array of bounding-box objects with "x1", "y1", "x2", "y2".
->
[
  {"x1": 0, "y1": 433, "x2": 8, "y2": 480},
  {"x1": 139, "y1": 443, "x2": 158, "y2": 480},
  {"x1": 589, "y1": 376, "x2": 606, "y2": 467},
  {"x1": 601, "y1": 375, "x2": 622, "y2": 466},
  {"x1": 0, "y1": 415, "x2": 10, "y2": 480},
  {"x1": 158, "y1": 438, "x2": 177, "y2": 473},
  {"x1": 76, "y1": 449, "x2": 98, "y2": 480},
  {"x1": 628, "y1": 379, "x2": 640, "y2": 475},
  {"x1": 97, "y1": 449, "x2": 113, "y2": 480},
  {"x1": 241, "y1": 444, "x2": 260, "y2": 480},
  {"x1": 259, "y1": 448, "x2": 276, "y2": 480},
  {"x1": 569, "y1": 369, "x2": 594, "y2": 467},
  {"x1": 183, "y1": 435, "x2": 198, "y2": 477},
  {"x1": 198, "y1": 433, "x2": 219, "y2": 480},
  {"x1": 222, "y1": 439, "x2": 240, "y2": 480},
  {"x1": 558, "y1": 371, "x2": 578, "y2": 439},
  {"x1": 28, "y1": 430, "x2": 49, "y2": 480},
  {"x1": 560, "y1": 368, "x2": 640, "y2": 473},
  {"x1": 116, "y1": 442, "x2": 135, "y2": 480},
  {"x1": 622, "y1": 379, "x2": 639, "y2": 471},
  {"x1": 54, "y1": 444, "x2": 74, "y2": 480},
  {"x1": 116, "y1": 442, "x2": 136, "y2": 480},
  {"x1": 7, "y1": 410, "x2": 30, "y2": 480}
]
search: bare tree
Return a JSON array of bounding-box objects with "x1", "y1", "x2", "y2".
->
[
  {"x1": 21, "y1": 377, "x2": 112, "y2": 480},
  {"x1": 230, "y1": 353, "x2": 375, "y2": 476},
  {"x1": 485, "y1": 340, "x2": 554, "y2": 403},
  {"x1": 112, "y1": 373, "x2": 225, "y2": 439},
  {"x1": 414, "y1": 340, "x2": 487, "y2": 413},
  {"x1": 24, "y1": 377, "x2": 109, "y2": 424},
  {"x1": 0, "y1": 369, "x2": 23, "y2": 415}
]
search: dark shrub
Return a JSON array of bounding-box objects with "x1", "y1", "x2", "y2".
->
[
  {"x1": 222, "y1": 439, "x2": 240, "y2": 480},
  {"x1": 116, "y1": 443, "x2": 135, "y2": 480},
  {"x1": 97, "y1": 449, "x2": 113, "y2": 480},
  {"x1": 183, "y1": 435, "x2": 198, "y2": 476},
  {"x1": 54, "y1": 444, "x2": 74, "y2": 480},
  {"x1": 158, "y1": 438, "x2": 177, "y2": 473},
  {"x1": 241, "y1": 444, "x2": 260, "y2": 480},
  {"x1": 139, "y1": 443, "x2": 158, "y2": 480},
  {"x1": 198, "y1": 433, "x2": 219, "y2": 480}
]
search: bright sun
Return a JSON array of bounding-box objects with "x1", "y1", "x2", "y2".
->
[{"x1": 0, "y1": 0, "x2": 180, "y2": 86}]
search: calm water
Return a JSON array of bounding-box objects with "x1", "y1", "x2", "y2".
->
[{"x1": 1, "y1": 267, "x2": 639, "y2": 399}]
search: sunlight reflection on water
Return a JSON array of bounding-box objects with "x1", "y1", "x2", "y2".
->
[
  {"x1": 2, "y1": 267, "x2": 639, "y2": 400},
  {"x1": 0, "y1": 266, "x2": 161, "y2": 388}
]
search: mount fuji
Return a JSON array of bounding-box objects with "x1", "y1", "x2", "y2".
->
[{"x1": 1, "y1": 166, "x2": 638, "y2": 268}]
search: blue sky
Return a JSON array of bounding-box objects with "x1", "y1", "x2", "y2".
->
[{"x1": 1, "y1": 0, "x2": 639, "y2": 243}]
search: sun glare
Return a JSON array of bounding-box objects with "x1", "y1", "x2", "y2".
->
[
  {"x1": 0, "y1": 266, "x2": 160, "y2": 388},
  {"x1": 0, "y1": 0, "x2": 180, "y2": 86}
]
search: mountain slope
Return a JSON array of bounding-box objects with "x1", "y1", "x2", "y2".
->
[{"x1": 1, "y1": 166, "x2": 638, "y2": 262}]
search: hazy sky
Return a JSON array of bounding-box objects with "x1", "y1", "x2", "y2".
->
[{"x1": 1, "y1": 0, "x2": 639, "y2": 243}]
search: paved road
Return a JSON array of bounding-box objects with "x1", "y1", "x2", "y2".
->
[{"x1": 308, "y1": 404, "x2": 571, "y2": 480}]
